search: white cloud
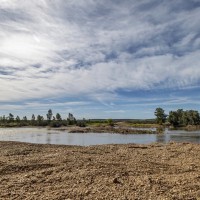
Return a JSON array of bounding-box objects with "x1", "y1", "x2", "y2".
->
[
  {"x1": 104, "y1": 110, "x2": 125, "y2": 113},
  {"x1": 0, "y1": 0, "x2": 200, "y2": 104}
]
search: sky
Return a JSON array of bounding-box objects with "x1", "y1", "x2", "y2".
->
[{"x1": 0, "y1": 0, "x2": 200, "y2": 119}]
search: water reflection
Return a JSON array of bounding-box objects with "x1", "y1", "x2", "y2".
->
[
  {"x1": 156, "y1": 133, "x2": 169, "y2": 143},
  {"x1": 156, "y1": 129, "x2": 200, "y2": 144},
  {"x1": 0, "y1": 128, "x2": 200, "y2": 146},
  {"x1": 46, "y1": 133, "x2": 51, "y2": 144}
]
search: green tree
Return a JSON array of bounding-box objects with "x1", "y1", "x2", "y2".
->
[
  {"x1": 31, "y1": 114, "x2": 36, "y2": 125},
  {"x1": 187, "y1": 110, "x2": 200, "y2": 125},
  {"x1": 67, "y1": 113, "x2": 76, "y2": 125},
  {"x1": 182, "y1": 111, "x2": 189, "y2": 126},
  {"x1": 68, "y1": 113, "x2": 74, "y2": 121},
  {"x1": 16, "y1": 116, "x2": 21, "y2": 123},
  {"x1": 154, "y1": 108, "x2": 166, "y2": 125},
  {"x1": 8, "y1": 113, "x2": 14, "y2": 123},
  {"x1": 56, "y1": 113, "x2": 62, "y2": 121},
  {"x1": 168, "y1": 109, "x2": 200, "y2": 127},
  {"x1": 192, "y1": 110, "x2": 200, "y2": 125},
  {"x1": 46, "y1": 109, "x2": 53, "y2": 122},
  {"x1": 168, "y1": 111, "x2": 179, "y2": 126},
  {"x1": 176, "y1": 109, "x2": 184, "y2": 125},
  {"x1": 32, "y1": 114, "x2": 35, "y2": 121},
  {"x1": 37, "y1": 115, "x2": 44, "y2": 125},
  {"x1": 23, "y1": 116, "x2": 27, "y2": 122},
  {"x1": 2, "y1": 115, "x2": 6, "y2": 123}
]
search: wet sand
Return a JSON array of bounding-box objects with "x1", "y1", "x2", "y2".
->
[{"x1": 0, "y1": 141, "x2": 200, "y2": 199}]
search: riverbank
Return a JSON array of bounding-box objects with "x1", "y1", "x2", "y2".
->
[
  {"x1": 169, "y1": 125, "x2": 200, "y2": 131},
  {"x1": 66, "y1": 126, "x2": 158, "y2": 134},
  {"x1": 0, "y1": 141, "x2": 200, "y2": 199},
  {"x1": 0, "y1": 123, "x2": 159, "y2": 134},
  {"x1": 48, "y1": 123, "x2": 160, "y2": 134}
]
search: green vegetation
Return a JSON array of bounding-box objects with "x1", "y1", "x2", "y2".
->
[
  {"x1": 0, "y1": 110, "x2": 77, "y2": 128},
  {"x1": 46, "y1": 109, "x2": 53, "y2": 122},
  {"x1": 154, "y1": 108, "x2": 200, "y2": 128},
  {"x1": 86, "y1": 119, "x2": 157, "y2": 127},
  {"x1": 107, "y1": 119, "x2": 114, "y2": 126},
  {"x1": 0, "y1": 107, "x2": 200, "y2": 129},
  {"x1": 168, "y1": 109, "x2": 200, "y2": 127},
  {"x1": 86, "y1": 120, "x2": 108, "y2": 127},
  {"x1": 154, "y1": 107, "x2": 167, "y2": 125}
]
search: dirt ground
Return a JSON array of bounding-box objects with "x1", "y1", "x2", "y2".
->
[{"x1": 0, "y1": 141, "x2": 200, "y2": 200}]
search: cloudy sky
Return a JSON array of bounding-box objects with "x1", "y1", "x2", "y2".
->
[{"x1": 0, "y1": 0, "x2": 200, "y2": 119}]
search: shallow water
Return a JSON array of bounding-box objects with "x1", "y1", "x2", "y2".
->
[{"x1": 0, "y1": 127, "x2": 200, "y2": 146}]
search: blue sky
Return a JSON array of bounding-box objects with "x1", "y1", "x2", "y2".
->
[{"x1": 0, "y1": 0, "x2": 200, "y2": 119}]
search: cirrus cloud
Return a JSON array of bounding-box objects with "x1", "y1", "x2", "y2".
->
[{"x1": 0, "y1": 0, "x2": 200, "y2": 118}]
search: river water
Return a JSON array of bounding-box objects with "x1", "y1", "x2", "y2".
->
[{"x1": 0, "y1": 128, "x2": 200, "y2": 146}]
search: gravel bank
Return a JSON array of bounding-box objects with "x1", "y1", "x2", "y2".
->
[{"x1": 0, "y1": 141, "x2": 200, "y2": 199}]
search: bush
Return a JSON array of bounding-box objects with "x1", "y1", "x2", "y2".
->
[
  {"x1": 49, "y1": 121, "x2": 62, "y2": 127},
  {"x1": 77, "y1": 120, "x2": 86, "y2": 127},
  {"x1": 107, "y1": 119, "x2": 114, "y2": 126}
]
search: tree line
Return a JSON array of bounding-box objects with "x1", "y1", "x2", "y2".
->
[
  {"x1": 1, "y1": 108, "x2": 199, "y2": 128},
  {"x1": 154, "y1": 108, "x2": 200, "y2": 127},
  {"x1": 0, "y1": 109, "x2": 80, "y2": 127}
]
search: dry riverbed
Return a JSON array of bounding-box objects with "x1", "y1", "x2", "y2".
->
[{"x1": 0, "y1": 141, "x2": 200, "y2": 199}]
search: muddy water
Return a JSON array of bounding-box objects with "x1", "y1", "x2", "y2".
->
[{"x1": 0, "y1": 128, "x2": 200, "y2": 146}]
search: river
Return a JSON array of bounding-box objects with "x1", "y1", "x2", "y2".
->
[{"x1": 1, "y1": 127, "x2": 200, "y2": 146}]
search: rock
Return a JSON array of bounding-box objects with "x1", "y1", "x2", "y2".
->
[{"x1": 113, "y1": 177, "x2": 121, "y2": 184}]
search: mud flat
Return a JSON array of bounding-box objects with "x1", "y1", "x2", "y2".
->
[
  {"x1": 56, "y1": 126, "x2": 158, "y2": 134},
  {"x1": 0, "y1": 141, "x2": 200, "y2": 199}
]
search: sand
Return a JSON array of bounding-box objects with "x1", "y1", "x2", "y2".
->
[{"x1": 0, "y1": 141, "x2": 200, "y2": 200}]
